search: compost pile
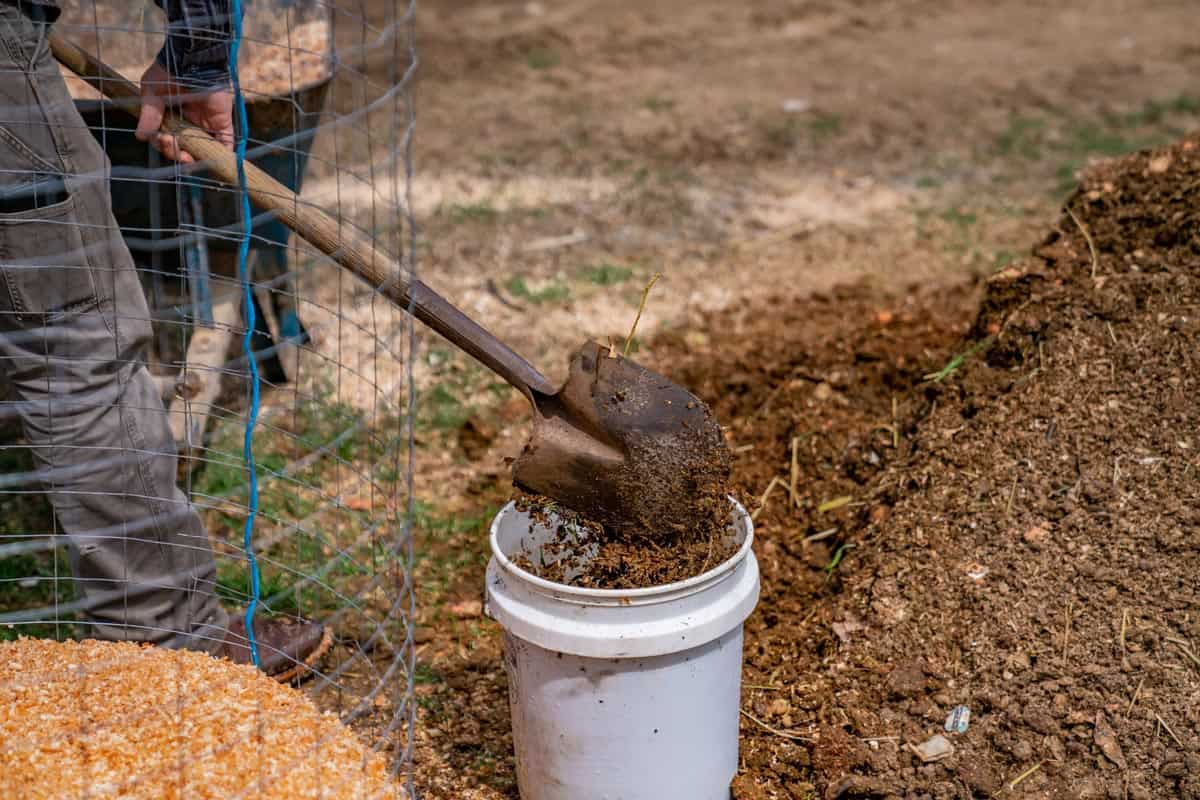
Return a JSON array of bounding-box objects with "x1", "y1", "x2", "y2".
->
[
  {"x1": 0, "y1": 638, "x2": 399, "y2": 800},
  {"x1": 712, "y1": 138, "x2": 1200, "y2": 799}
]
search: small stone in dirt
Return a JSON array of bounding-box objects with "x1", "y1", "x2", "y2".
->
[
  {"x1": 1048, "y1": 736, "x2": 1070, "y2": 763},
  {"x1": 887, "y1": 660, "x2": 928, "y2": 698},
  {"x1": 827, "y1": 775, "x2": 889, "y2": 798},
  {"x1": 832, "y1": 618, "x2": 866, "y2": 643},
  {"x1": 448, "y1": 599, "x2": 484, "y2": 618},
  {"x1": 1149, "y1": 154, "x2": 1173, "y2": 173},
  {"x1": 1161, "y1": 761, "x2": 1186, "y2": 779},
  {"x1": 1065, "y1": 710, "x2": 1092, "y2": 725},
  {"x1": 1006, "y1": 651, "x2": 1031, "y2": 671},
  {"x1": 767, "y1": 697, "x2": 792, "y2": 717},
  {"x1": 908, "y1": 697, "x2": 937, "y2": 719},
  {"x1": 1093, "y1": 712, "x2": 1126, "y2": 770},
  {"x1": 1023, "y1": 705, "x2": 1057, "y2": 735},
  {"x1": 958, "y1": 760, "x2": 1002, "y2": 795},
  {"x1": 910, "y1": 734, "x2": 954, "y2": 763},
  {"x1": 1074, "y1": 778, "x2": 1106, "y2": 799},
  {"x1": 729, "y1": 773, "x2": 768, "y2": 800},
  {"x1": 1022, "y1": 522, "x2": 1050, "y2": 546}
]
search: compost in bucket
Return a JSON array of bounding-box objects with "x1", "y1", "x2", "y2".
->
[{"x1": 510, "y1": 489, "x2": 740, "y2": 589}]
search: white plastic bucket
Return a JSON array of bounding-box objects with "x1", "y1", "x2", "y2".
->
[{"x1": 485, "y1": 499, "x2": 759, "y2": 800}]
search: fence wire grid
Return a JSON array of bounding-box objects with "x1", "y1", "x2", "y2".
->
[{"x1": 0, "y1": 0, "x2": 420, "y2": 796}]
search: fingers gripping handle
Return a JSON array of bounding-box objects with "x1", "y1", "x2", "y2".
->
[
  {"x1": 48, "y1": 33, "x2": 555, "y2": 398},
  {"x1": 49, "y1": 33, "x2": 404, "y2": 297}
]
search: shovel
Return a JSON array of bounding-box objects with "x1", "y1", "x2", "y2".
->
[{"x1": 49, "y1": 34, "x2": 730, "y2": 537}]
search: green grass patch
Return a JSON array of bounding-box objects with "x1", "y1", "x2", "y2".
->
[
  {"x1": 413, "y1": 501, "x2": 497, "y2": 604},
  {"x1": 0, "y1": 621, "x2": 76, "y2": 641},
  {"x1": 940, "y1": 208, "x2": 978, "y2": 228},
  {"x1": 643, "y1": 96, "x2": 675, "y2": 112},
  {"x1": 446, "y1": 203, "x2": 499, "y2": 224},
  {"x1": 808, "y1": 112, "x2": 843, "y2": 139},
  {"x1": 192, "y1": 385, "x2": 407, "y2": 619},
  {"x1": 994, "y1": 95, "x2": 1200, "y2": 196},
  {"x1": 0, "y1": 547, "x2": 76, "y2": 635},
  {"x1": 1116, "y1": 93, "x2": 1200, "y2": 127},
  {"x1": 506, "y1": 276, "x2": 571, "y2": 305},
  {"x1": 581, "y1": 263, "x2": 635, "y2": 286},
  {"x1": 526, "y1": 47, "x2": 559, "y2": 70},
  {"x1": 1066, "y1": 123, "x2": 1136, "y2": 158},
  {"x1": 995, "y1": 116, "x2": 1046, "y2": 159},
  {"x1": 422, "y1": 384, "x2": 473, "y2": 432},
  {"x1": 216, "y1": 558, "x2": 307, "y2": 615},
  {"x1": 993, "y1": 249, "x2": 1019, "y2": 269},
  {"x1": 0, "y1": 447, "x2": 76, "y2": 635},
  {"x1": 194, "y1": 393, "x2": 375, "y2": 530}
]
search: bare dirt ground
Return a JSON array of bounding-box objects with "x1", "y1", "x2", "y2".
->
[{"x1": 298, "y1": 2, "x2": 1200, "y2": 798}]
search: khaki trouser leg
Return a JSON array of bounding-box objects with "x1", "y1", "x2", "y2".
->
[{"x1": 0, "y1": 3, "x2": 228, "y2": 650}]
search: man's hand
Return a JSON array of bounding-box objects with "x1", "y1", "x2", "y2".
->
[{"x1": 135, "y1": 62, "x2": 234, "y2": 164}]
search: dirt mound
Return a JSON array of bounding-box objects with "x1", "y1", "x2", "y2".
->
[{"x1": 719, "y1": 136, "x2": 1200, "y2": 798}]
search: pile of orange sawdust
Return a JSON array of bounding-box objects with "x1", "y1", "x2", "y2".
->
[{"x1": 0, "y1": 638, "x2": 402, "y2": 800}]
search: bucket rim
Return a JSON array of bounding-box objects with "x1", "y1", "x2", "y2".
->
[{"x1": 489, "y1": 496, "x2": 754, "y2": 602}]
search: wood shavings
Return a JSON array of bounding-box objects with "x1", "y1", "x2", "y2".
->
[{"x1": 0, "y1": 638, "x2": 403, "y2": 799}]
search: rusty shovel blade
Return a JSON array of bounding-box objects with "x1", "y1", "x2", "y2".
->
[{"x1": 513, "y1": 342, "x2": 731, "y2": 538}]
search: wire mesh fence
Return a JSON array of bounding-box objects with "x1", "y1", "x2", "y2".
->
[{"x1": 0, "y1": 0, "x2": 419, "y2": 795}]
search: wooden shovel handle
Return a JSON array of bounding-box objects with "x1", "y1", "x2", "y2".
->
[{"x1": 48, "y1": 33, "x2": 555, "y2": 397}]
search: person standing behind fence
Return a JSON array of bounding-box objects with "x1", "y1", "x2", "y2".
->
[{"x1": 0, "y1": 0, "x2": 329, "y2": 678}]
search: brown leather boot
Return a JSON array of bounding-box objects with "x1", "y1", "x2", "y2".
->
[{"x1": 215, "y1": 615, "x2": 332, "y2": 682}]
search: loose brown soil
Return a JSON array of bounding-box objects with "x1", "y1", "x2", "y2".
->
[{"x1": 509, "y1": 491, "x2": 738, "y2": 589}]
